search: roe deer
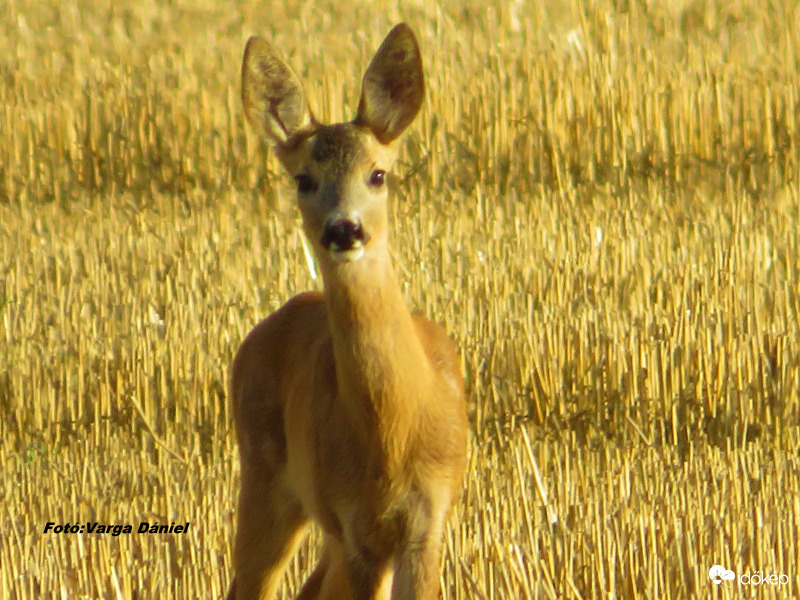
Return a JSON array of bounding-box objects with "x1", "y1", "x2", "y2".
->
[{"x1": 227, "y1": 24, "x2": 468, "y2": 600}]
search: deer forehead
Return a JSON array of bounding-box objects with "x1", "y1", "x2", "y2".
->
[
  {"x1": 310, "y1": 124, "x2": 366, "y2": 169},
  {"x1": 291, "y1": 124, "x2": 396, "y2": 178}
]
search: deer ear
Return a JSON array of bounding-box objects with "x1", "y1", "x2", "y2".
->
[
  {"x1": 356, "y1": 24, "x2": 424, "y2": 144},
  {"x1": 241, "y1": 36, "x2": 312, "y2": 144}
]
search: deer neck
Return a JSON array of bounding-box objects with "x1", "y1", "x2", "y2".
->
[{"x1": 320, "y1": 245, "x2": 430, "y2": 451}]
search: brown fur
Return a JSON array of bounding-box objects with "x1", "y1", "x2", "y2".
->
[{"x1": 227, "y1": 24, "x2": 468, "y2": 600}]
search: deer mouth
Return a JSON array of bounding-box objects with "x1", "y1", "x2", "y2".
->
[{"x1": 320, "y1": 218, "x2": 371, "y2": 260}]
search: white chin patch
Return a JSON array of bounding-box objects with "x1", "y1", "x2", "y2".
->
[{"x1": 329, "y1": 242, "x2": 365, "y2": 262}]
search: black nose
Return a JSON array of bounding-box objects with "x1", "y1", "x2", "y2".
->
[{"x1": 320, "y1": 218, "x2": 371, "y2": 251}]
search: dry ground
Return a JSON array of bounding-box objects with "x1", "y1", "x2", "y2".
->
[{"x1": 2, "y1": 0, "x2": 799, "y2": 598}]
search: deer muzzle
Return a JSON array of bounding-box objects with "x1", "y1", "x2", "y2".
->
[{"x1": 320, "y1": 217, "x2": 371, "y2": 254}]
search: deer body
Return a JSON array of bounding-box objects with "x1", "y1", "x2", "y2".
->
[{"x1": 228, "y1": 24, "x2": 467, "y2": 600}]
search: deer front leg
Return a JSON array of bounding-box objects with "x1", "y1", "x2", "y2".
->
[
  {"x1": 229, "y1": 467, "x2": 308, "y2": 600},
  {"x1": 345, "y1": 549, "x2": 393, "y2": 600},
  {"x1": 391, "y1": 499, "x2": 449, "y2": 600},
  {"x1": 297, "y1": 536, "x2": 354, "y2": 600}
]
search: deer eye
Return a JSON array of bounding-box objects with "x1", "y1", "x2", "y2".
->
[
  {"x1": 368, "y1": 169, "x2": 386, "y2": 187},
  {"x1": 294, "y1": 174, "x2": 318, "y2": 194}
]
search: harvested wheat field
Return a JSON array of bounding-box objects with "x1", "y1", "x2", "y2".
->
[{"x1": 2, "y1": 0, "x2": 799, "y2": 598}]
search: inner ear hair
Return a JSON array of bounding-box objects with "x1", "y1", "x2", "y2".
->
[{"x1": 241, "y1": 36, "x2": 312, "y2": 144}]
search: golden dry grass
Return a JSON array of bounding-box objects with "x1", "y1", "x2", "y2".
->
[{"x1": 2, "y1": 0, "x2": 799, "y2": 598}]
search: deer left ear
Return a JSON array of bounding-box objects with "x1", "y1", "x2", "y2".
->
[{"x1": 355, "y1": 24, "x2": 425, "y2": 144}]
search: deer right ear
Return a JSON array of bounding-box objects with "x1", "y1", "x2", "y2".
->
[{"x1": 241, "y1": 36, "x2": 312, "y2": 144}]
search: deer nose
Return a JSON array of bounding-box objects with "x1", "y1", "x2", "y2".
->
[{"x1": 320, "y1": 217, "x2": 371, "y2": 252}]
